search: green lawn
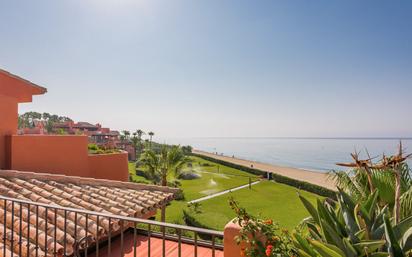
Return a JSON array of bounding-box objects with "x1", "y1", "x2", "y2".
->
[
  {"x1": 179, "y1": 156, "x2": 258, "y2": 200},
  {"x1": 189, "y1": 180, "x2": 320, "y2": 230},
  {"x1": 129, "y1": 156, "x2": 259, "y2": 201},
  {"x1": 128, "y1": 156, "x2": 321, "y2": 231}
]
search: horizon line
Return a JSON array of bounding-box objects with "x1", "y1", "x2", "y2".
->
[{"x1": 161, "y1": 136, "x2": 412, "y2": 140}]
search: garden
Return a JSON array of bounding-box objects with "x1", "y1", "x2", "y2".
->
[
  {"x1": 129, "y1": 155, "x2": 320, "y2": 231},
  {"x1": 129, "y1": 142, "x2": 412, "y2": 256}
]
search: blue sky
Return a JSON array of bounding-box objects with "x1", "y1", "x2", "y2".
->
[{"x1": 1, "y1": 0, "x2": 411, "y2": 138}]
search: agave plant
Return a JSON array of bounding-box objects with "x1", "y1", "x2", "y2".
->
[{"x1": 294, "y1": 190, "x2": 412, "y2": 257}]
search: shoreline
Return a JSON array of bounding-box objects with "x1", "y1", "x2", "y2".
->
[{"x1": 193, "y1": 149, "x2": 336, "y2": 190}]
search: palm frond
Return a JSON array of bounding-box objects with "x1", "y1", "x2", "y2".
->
[
  {"x1": 329, "y1": 170, "x2": 367, "y2": 201},
  {"x1": 400, "y1": 186, "x2": 412, "y2": 220}
]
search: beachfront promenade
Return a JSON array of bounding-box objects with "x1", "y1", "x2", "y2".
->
[{"x1": 193, "y1": 150, "x2": 336, "y2": 190}]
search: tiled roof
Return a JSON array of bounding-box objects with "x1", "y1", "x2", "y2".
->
[
  {"x1": 0, "y1": 170, "x2": 178, "y2": 257},
  {"x1": 90, "y1": 131, "x2": 120, "y2": 137},
  {"x1": 74, "y1": 122, "x2": 98, "y2": 129}
]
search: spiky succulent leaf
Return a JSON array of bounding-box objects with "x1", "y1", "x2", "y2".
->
[
  {"x1": 300, "y1": 194, "x2": 320, "y2": 225},
  {"x1": 383, "y1": 214, "x2": 404, "y2": 257},
  {"x1": 353, "y1": 240, "x2": 386, "y2": 253},
  {"x1": 309, "y1": 240, "x2": 345, "y2": 257},
  {"x1": 339, "y1": 195, "x2": 360, "y2": 243},
  {"x1": 342, "y1": 238, "x2": 358, "y2": 257},
  {"x1": 297, "y1": 249, "x2": 317, "y2": 257},
  {"x1": 320, "y1": 219, "x2": 346, "y2": 251},
  {"x1": 393, "y1": 215, "x2": 412, "y2": 252},
  {"x1": 293, "y1": 233, "x2": 319, "y2": 256}
]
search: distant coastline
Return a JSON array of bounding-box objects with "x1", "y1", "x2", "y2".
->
[
  {"x1": 196, "y1": 150, "x2": 328, "y2": 173},
  {"x1": 163, "y1": 137, "x2": 412, "y2": 172},
  {"x1": 181, "y1": 137, "x2": 412, "y2": 140}
]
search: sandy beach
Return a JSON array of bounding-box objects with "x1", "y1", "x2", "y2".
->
[{"x1": 193, "y1": 150, "x2": 336, "y2": 190}]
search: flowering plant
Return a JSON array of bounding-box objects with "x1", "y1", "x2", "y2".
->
[{"x1": 229, "y1": 198, "x2": 297, "y2": 257}]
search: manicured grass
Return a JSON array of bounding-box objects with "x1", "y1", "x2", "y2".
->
[
  {"x1": 129, "y1": 157, "x2": 259, "y2": 201},
  {"x1": 190, "y1": 180, "x2": 320, "y2": 230},
  {"x1": 128, "y1": 157, "x2": 321, "y2": 231},
  {"x1": 180, "y1": 156, "x2": 258, "y2": 200}
]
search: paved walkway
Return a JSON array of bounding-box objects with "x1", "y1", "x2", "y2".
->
[{"x1": 188, "y1": 180, "x2": 261, "y2": 204}]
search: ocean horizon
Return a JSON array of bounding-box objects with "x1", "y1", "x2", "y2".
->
[{"x1": 160, "y1": 137, "x2": 412, "y2": 172}]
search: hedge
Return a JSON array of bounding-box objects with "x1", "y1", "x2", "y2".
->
[
  {"x1": 190, "y1": 153, "x2": 336, "y2": 199},
  {"x1": 182, "y1": 210, "x2": 215, "y2": 240}
]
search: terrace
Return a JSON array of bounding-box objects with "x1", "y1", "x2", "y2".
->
[{"x1": 0, "y1": 170, "x2": 224, "y2": 257}]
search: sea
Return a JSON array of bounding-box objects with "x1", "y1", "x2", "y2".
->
[{"x1": 159, "y1": 138, "x2": 412, "y2": 173}]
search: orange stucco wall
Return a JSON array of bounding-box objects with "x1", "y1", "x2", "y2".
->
[
  {"x1": 10, "y1": 135, "x2": 91, "y2": 177},
  {"x1": 89, "y1": 151, "x2": 129, "y2": 181},
  {"x1": 224, "y1": 220, "x2": 243, "y2": 257},
  {"x1": 224, "y1": 219, "x2": 268, "y2": 257},
  {"x1": 9, "y1": 135, "x2": 129, "y2": 181},
  {"x1": 0, "y1": 95, "x2": 18, "y2": 169}
]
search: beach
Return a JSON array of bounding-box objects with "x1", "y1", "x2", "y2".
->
[{"x1": 193, "y1": 149, "x2": 336, "y2": 190}]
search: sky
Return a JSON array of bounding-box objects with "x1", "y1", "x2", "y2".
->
[{"x1": 1, "y1": 0, "x2": 411, "y2": 138}]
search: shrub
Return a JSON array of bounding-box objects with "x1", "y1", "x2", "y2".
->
[
  {"x1": 166, "y1": 219, "x2": 192, "y2": 237},
  {"x1": 135, "y1": 169, "x2": 147, "y2": 178},
  {"x1": 178, "y1": 172, "x2": 201, "y2": 180},
  {"x1": 88, "y1": 143, "x2": 99, "y2": 151},
  {"x1": 88, "y1": 143, "x2": 121, "y2": 155},
  {"x1": 174, "y1": 190, "x2": 185, "y2": 201},
  {"x1": 182, "y1": 145, "x2": 193, "y2": 155},
  {"x1": 182, "y1": 209, "x2": 214, "y2": 240},
  {"x1": 187, "y1": 202, "x2": 202, "y2": 214}
]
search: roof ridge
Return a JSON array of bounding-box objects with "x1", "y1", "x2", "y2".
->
[{"x1": 0, "y1": 68, "x2": 47, "y2": 94}]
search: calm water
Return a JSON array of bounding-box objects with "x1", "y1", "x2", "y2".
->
[{"x1": 160, "y1": 138, "x2": 412, "y2": 172}]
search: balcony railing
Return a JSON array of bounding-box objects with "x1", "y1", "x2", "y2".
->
[{"x1": 0, "y1": 195, "x2": 224, "y2": 257}]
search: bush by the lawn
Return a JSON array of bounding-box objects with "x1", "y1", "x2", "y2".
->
[
  {"x1": 182, "y1": 209, "x2": 214, "y2": 240},
  {"x1": 178, "y1": 172, "x2": 201, "y2": 180}
]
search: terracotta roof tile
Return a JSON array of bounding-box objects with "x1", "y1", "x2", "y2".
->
[{"x1": 0, "y1": 170, "x2": 178, "y2": 256}]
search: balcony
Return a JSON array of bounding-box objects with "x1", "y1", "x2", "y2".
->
[{"x1": 0, "y1": 195, "x2": 224, "y2": 257}]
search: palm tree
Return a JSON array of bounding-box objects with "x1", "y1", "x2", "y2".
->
[
  {"x1": 139, "y1": 145, "x2": 188, "y2": 222},
  {"x1": 135, "y1": 129, "x2": 145, "y2": 156},
  {"x1": 372, "y1": 142, "x2": 412, "y2": 223},
  {"x1": 121, "y1": 130, "x2": 130, "y2": 141},
  {"x1": 130, "y1": 133, "x2": 139, "y2": 159},
  {"x1": 148, "y1": 131, "x2": 155, "y2": 147},
  {"x1": 136, "y1": 129, "x2": 145, "y2": 139}
]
